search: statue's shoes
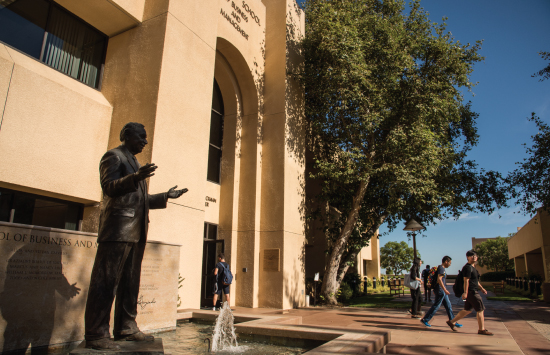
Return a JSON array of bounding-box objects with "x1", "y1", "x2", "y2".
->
[
  {"x1": 86, "y1": 338, "x2": 121, "y2": 350},
  {"x1": 115, "y1": 331, "x2": 154, "y2": 342}
]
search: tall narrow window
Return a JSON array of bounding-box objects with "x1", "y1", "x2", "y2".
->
[
  {"x1": 207, "y1": 80, "x2": 224, "y2": 183},
  {"x1": 0, "y1": 0, "x2": 107, "y2": 88}
]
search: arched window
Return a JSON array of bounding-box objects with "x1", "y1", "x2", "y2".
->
[{"x1": 207, "y1": 80, "x2": 224, "y2": 183}]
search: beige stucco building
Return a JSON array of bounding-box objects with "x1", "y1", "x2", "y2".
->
[
  {"x1": 0, "y1": 0, "x2": 380, "y2": 316},
  {"x1": 508, "y1": 209, "x2": 550, "y2": 281},
  {"x1": 0, "y1": 0, "x2": 310, "y2": 310}
]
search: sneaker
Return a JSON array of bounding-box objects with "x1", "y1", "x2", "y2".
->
[
  {"x1": 212, "y1": 307, "x2": 217, "y2": 311},
  {"x1": 455, "y1": 323, "x2": 463, "y2": 328},
  {"x1": 420, "y1": 319, "x2": 431, "y2": 327},
  {"x1": 478, "y1": 329, "x2": 493, "y2": 336}
]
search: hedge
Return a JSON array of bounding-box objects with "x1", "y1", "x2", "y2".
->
[{"x1": 479, "y1": 270, "x2": 515, "y2": 281}]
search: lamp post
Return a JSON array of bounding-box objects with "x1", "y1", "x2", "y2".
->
[{"x1": 403, "y1": 218, "x2": 425, "y2": 259}]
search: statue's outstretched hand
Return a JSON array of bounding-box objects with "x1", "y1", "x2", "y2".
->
[
  {"x1": 135, "y1": 163, "x2": 158, "y2": 181},
  {"x1": 167, "y1": 185, "x2": 188, "y2": 199}
]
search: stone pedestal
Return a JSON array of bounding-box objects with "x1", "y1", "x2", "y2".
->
[
  {"x1": 70, "y1": 339, "x2": 164, "y2": 355},
  {"x1": 0, "y1": 222, "x2": 180, "y2": 353}
]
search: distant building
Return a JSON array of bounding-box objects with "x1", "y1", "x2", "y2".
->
[{"x1": 508, "y1": 209, "x2": 549, "y2": 281}]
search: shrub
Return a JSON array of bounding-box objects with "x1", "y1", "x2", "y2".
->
[
  {"x1": 338, "y1": 281, "x2": 354, "y2": 302},
  {"x1": 479, "y1": 270, "x2": 515, "y2": 281},
  {"x1": 343, "y1": 273, "x2": 362, "y2": 296}
]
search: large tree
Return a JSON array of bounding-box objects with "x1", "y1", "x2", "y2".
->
[
  {"x1": 507, "y1": 52, "x2": 550, "y2": 216},
  {"x1": 507, "y1": 114, "x2": 550, "y2": 215},
  {"x1": 532, "y1": 51, "x2": 550, "y2": 82},
  {"x1": 474, "y1": 236, "x2": 514, "y2": 272},
  {"x1": 300, "y1": 0, "x2": 507, "y2": 304},
  {"x1": 380, "y1": 241, "x2": 419, "y2": 276}
]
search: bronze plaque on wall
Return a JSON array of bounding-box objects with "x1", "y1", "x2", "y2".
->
[{"x1": 263, "y1": 248, "x2": 280, "y2": 272}]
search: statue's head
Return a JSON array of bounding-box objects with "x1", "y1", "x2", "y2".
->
[{"x1": 120, "y1": 122, "x2": 147, "y2": 155}]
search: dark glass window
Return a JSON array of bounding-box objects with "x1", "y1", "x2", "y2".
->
[
  {"x1": 207, "y1": 80, "x2": 224, "y2": 183},
  {"x1": 0, "y1": 0, "x2": 107, "y2": 88},
  {"x1": 0, "y1": 187, "x2": 83, "y2": 230},
  {"x1": 203, "y1": 222, "x2": 218, "y2": 240}
]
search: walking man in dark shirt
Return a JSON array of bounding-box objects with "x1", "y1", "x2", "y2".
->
[
  {"x1": 421, "y1": 264, "x2": 432, "y2": 302},
  {"x1": 420, "y1": 256, "x2": 462, "y2": 329},
  {"x1": 447, "y1": 250, "x2": 492, "y2": 335},
  {"x1": 213, "y1": 253, "x2": 231, "y2": 310}
]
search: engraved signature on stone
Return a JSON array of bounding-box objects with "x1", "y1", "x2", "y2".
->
[{"x1": 137, "y1": 295, "x2": 156, "y2": 310}]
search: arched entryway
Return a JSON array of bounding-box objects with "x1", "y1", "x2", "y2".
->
[{"x1": 199, "y1": 37, "x2": 261, "y2": 308}]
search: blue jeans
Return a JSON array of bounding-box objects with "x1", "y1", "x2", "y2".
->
[{"x1": 423, "y1": 287, "x2": 454, "y2": 322}]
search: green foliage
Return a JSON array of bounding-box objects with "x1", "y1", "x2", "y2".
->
[
  {"x1": 380, "y1": 241, "x2": 419, "y2": 275},
  {"x1": 507, "y1": 114, "x2": 550, "y2": 215},
  {"x1": 343, "y1": 273, "x2": 363, "y2": 296},
  {"x1": 479, "y1": 270, "x2": 515, "y2": 282},
  {"x1": 365, "y1": 277, "x2": 373, "y2": 288},
  {"x1": 338, "y1": 281, "x2": 354, "y2": 302},
  {"x1": 299, "y1": 0, "x2": 508, "y2": 303},
  {"x1": 348, "y1": 290, "x2": 410, "y2": 308},
  {"x1": 532, "y1": 51, "x2": 550, "y2": 81},
  {"x1": 474, "y1": 237, "x2": 515, "y2": 272}
]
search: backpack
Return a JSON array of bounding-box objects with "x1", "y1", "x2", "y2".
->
[
  {"x1": 426, "y1": 266, "x2": 438, "y2": 289},
  {"x1": 421, "y1": 268, "x2": 430, "y2": 281},
  {"x1": 453, "y1": 268, "x2": 465, "y2": 297},
  {"x1": 219, "y1": 262, "x2": 233, "y2": 285}
]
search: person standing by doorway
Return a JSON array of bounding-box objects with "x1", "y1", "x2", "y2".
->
[
  {"x1": 446, "y1": 250, "x2": 492, "y2": 335},
  {"x1": 421, "y1": 264, "x2": 432, "y2": 302},
  {"x1": 420, "y1": 256, "x2": 462, "y2": 329},
  {"x1": 213, "y1": 253, "x2": 231, "y2": 310}
]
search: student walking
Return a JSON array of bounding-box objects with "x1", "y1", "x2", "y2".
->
[
  {"x1": 421, "y1": 264, "x2": 432, "y2": 302},
  {"x1": 420, "y1": 256, "x2": 462, "y2": 329},
  {"x1": 446, "y1": 250, "x2": 492, "y2": 335},
  {"x1": 409, "y1": 258, "x2": 423, "y2": 318},
  {"x1": 213, "y1": 253, "x2": 231, "y2": 310}
]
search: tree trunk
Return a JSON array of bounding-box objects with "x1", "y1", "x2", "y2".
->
[
  {"x1": 335, "y1": 213, "x2": 388, "y2": 284},
  {"x1": 320, "y1": 179, "x2": 369, "y2": 304}
]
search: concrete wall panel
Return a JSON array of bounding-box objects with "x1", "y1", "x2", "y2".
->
[
  {"x1": 54, "y1": 0, "x2": 142, "y2": 37},
  {"x1": 0, "y1": 45, "x2": 14, "y2": 125},
  {"x1": 0, "y1": 47, "x2": 112, "y2": 203}
]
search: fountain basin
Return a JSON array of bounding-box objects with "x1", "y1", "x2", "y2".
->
[{"x1": 177, "y1": 309, "x2": 390, "y2": 354}]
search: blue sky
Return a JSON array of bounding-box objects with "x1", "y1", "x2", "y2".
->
[{"x1": 296, "y1": 0, "x2": 550, "y2": 273}]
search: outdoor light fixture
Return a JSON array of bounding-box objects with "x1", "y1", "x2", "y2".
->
[{"x1": 403, "y1": 218, "x2": 425, "y2": 259}]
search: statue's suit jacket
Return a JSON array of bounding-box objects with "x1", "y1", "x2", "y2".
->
[{"x1": 97, "y1": 145, "x2": 167, "y2": 243}]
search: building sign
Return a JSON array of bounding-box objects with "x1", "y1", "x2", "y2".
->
[
  {"x1": 205, "y1": 196, "x2": 217, "y2": 207},
  {"x1": 221, "y1": 0, "x2": 263, "y2": 40}
]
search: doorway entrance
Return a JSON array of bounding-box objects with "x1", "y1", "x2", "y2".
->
[{"x1": 200, "y1": 223, "x2": 224, "y2": 308}]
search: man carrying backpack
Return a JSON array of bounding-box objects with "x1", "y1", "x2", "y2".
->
[
  {"x1": 446, "y1": 250, "x2": 492, "y2": 335},
  {"x1": 213, "y1": 253, "x2": 231, "y2": 311},
  {"x1": 421, "y1": 264, "x2": 432, "y2": 302},
  {"x1": 420, "y1": 256, "x2": 462, "y2": 329}
]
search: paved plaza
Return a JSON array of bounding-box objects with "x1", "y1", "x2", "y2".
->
[{"x1": 183, "y1": 284, "x2": 550, "y2": 354}]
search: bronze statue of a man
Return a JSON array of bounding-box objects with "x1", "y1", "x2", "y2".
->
[{"x1": 84, "y1": 122, "x2": 186, "y2": 350}]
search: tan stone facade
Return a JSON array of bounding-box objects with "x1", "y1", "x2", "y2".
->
[
  {"x1": 508, "y1": 209, "x2": 550, "y2": 281},
  {"x1": 0, "y1": 0, "x2": 308, "y2": 311},
  {"x1": 0, "y1": 0, "x2": 381, "y2": 320}
]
